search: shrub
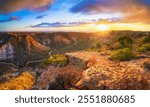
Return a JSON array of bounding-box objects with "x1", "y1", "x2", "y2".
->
[
  {"x1": 85, "y1": 43, "x2": 101, "y2": 52},
  {"x1": 85, "y1": 48, "x2": 101, "y2": 52},
  {"x1": 40, "y1": 60, "x2": 49, "y2": 68},
  {"x1": 142, "y1": 37, "x2": 150, "y2": 43},
  {"x1": 117, "y1": 36, "x2": 133, "y2": 48},
  {"x1": 137, "y1": 44, "x2": 150, "y2": 52},
  {"x1": 110, "y1": 42, "x2": 122, "y2": 50},
  {"x1": 109, "y1": 48, "x2": 135, "y2": 61},
  {"x1": 143, "y1": 61, "x2": 150, "y2": 71},
  {"x1": 40, "y1": 54, "x2": 68, "y2": 68},
  {"x1": 95, "y1": 43, "x2": 102, "y2": 49},
  {"x1": 0, "y1": 71, "x2": 35, "y2": 90},
  {"x1": 110, "y1": 36, "x2": 133, "y2": 50}
]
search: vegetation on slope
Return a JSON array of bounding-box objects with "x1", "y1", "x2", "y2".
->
[
  {"x1": 142, "y1": 37, "x2": 150, "y2": 43},
  {"x1": 0, "y1": 71, "x2": 35, "y2": 90},
  {"x1": 109, "y1": 48, "x2": 135, "y2": 61},
  {"x1": 109, "y1": 35, "x2": 133, "y2": 50},
  {"x1": 40, "y1": 54, "x2": 68, "y2": 68},
  {"x1": 137, "y1": 37, "x2": 150, "y2": 53},
  {"x1": 137, "y1": 44, "x2": 150, "y2": 52},
  {"x1": 85, "y1": 42, "x2": 102, "y2": 52}
]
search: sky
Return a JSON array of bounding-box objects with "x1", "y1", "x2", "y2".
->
[{"x1": 0, "y1": 0, "x2": 150, "y2": 32}]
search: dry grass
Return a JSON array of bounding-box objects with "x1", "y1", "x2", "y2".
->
[{"x1": 0, "y1": 71, "x2": 35, "y2": 90}]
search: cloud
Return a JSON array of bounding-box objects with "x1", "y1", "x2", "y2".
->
[
  {"x1": 70, "y1": 0, "x2": 150, "y2": 23},
  {"x1": 32, "y1": 22, "x2": 67, "y2": 27},
  {"x1": 96, "y1": 17, "x2": 121, "y2": 24},
  {"x1": 31, "y1": 21, "x2": 93, "y2": 28},
  {"x1": 0, "y1": 0, "x2": 54, "y2": 14},
  {"x1": 31, "y1": 17, "x2": 122, "y2": 28},
  {"x1": 0, "y1": 16, "x2": 21, "y2": 23},
  {"x1": 36, "y1": 14, "x2": 47, "y2": 19}
]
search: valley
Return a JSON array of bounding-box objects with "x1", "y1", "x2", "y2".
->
[{"x1": 0, "y1": 31, "x2": 150, "y2": 90}]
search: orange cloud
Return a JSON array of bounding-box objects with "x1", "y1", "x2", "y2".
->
[
  {"x1": 70, "y1": 0, "x2": 150, "y2": 24},
  {"x1": 0, "y1": 0, "x2": 54, "y2": 14}
]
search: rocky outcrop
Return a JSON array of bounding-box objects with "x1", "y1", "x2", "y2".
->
[
  {"x1": 37, "y1": 65, "x2": 83, "y2": 90},
  {"x1": 0, "y1": 43, "x2": 14, "y2": 61},
  {"x1": 37, "y1": 51, "x2": 150, "y2": 90},
  {"x1": 65, "y1": 51, "x2": 103, "y2": 69},
  {"x1": 0, "y1": 64, "x2": 19, "y2": 83},
  {"x1": 143, "y1": 59, "x2": 150, "y2": 71},
  {"x1": 75, "y1": 55, "x2": 150, "y2": 90},
  {"x1": 0, "y1": 34, "x2": 50, "y2": 66}
]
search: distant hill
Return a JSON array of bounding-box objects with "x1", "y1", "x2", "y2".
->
[{"x1": 26, "y1": 35, "x2": 50, "y2": 53}]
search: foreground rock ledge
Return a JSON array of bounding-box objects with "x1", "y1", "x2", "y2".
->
[{"x1": 38, "y1": 51, "x2": 150, "y2": 90}]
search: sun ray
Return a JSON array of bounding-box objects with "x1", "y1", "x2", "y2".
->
[{"x1": 96, "y1": 24, "x2": 109, "y2": 31}]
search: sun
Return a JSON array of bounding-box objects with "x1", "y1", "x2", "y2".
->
[{"x1": 97, "y1": 24, "x2": 109, "y2": 31}]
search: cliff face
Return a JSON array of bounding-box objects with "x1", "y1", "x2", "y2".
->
[
  {"x1": 26, "y1": 35, "x2": 50, "y2": 53},
  {"x1": 0, "y1": 34, "x2": 50, "y2": 66},
  {"x1": 0, "y1": 32, "x2": 98, "y2": 66},
  {"x1": 0, "y1": 43, "x2": 14, "y2": 61}
]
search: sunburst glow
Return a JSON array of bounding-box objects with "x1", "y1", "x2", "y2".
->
[{"x1": 96, "y1": 24, "x2": 109, "y2": 31}]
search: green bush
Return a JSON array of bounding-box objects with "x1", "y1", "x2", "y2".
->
[
  {"x1": 110, "y1": 42, "x2": 122, "y2": 50},
  {"x1": 142, "y1": 37, "x2": 150, "y2": 43},
  {"x1": 118, "y1": 36, "x2": 133, "y2": 48},
  {"x1": 109, "y1": 48, "x2": 135, "y2": 61},
  {"x1": 137, "y1": 44, "x2": 150, "y2": 52},
  {"x1": 85, "y1": 48, "x2": 101, "y2": 52},
  {"x1": 110, "y1": 36, "x2": 133, "y2": 50},
  {"x1": 95, "y1": 43, "x2": 102, "y2": 49},
  {"x1": 85, "y1": 43, "x2": 101, "y2": 52},
  {"x1": 40, "y1": 54, "x2": 68, "y2": 68}
]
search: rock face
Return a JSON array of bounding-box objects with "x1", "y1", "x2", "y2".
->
[
  {"x1": 0, "y1": 34, "x2": 50, "y2": 66},
  {"x1": 0, "y1": 64, "x2": 19, "y2": 83},
  {"x1": 76, "y1": 62, "x2": 150, "y2": 90},
  {"x1": 36, "y1": 51, "x2": 150, "y2": 90},
  {"x1": 76, "y1": 57, "x2": 150, "y2": 89},
  {"x1": 0, "y1": 43, "x2": 14, "y2": 61},
  {"x1": 65, "y1": 51, "x2": 104, "y2": 69},
  {"x1": 37, "y1": 65, "x2": 83, "y2": 90},
  {"x1": 66, "y1": 51, "x2": 150, "y2": 90},
  {"x1": 143, "y1": 59, "x2": 150, "y2": 71},
  {"x1": 26, "y1": 35, "x2": 50, "y2": 54},
  {"x1": 0, "y1": 32, "x2": 99, "y2": 66}
]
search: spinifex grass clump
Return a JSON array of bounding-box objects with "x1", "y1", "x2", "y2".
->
[
  {"x1": 0, "y1": 71, "x2": 35, "y2": 90},
  {"x1": 85, "y1": 42, "x2": 101, "y2": 52},
  {"x1": 41, "y1": 54, "x2": 68, "y2": 68},
  {"x1": 137, "y1": 37, "x2": 150, "y2": 53},
  {"x1": 137, "y1": 44, "x2": 150, "y2": 52},
  {"x1": 110, "y1": 36, "x2": 133, "y2": 50},
  {"x1": 118, "y1": 36, "x2": 133, "y2": 48},
  {"x1": 142, "y1": 37, "x2": 150, "y2": 43},
  {"x1": 109, "y1": 48, "x2": 135, "y2": 61}
]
